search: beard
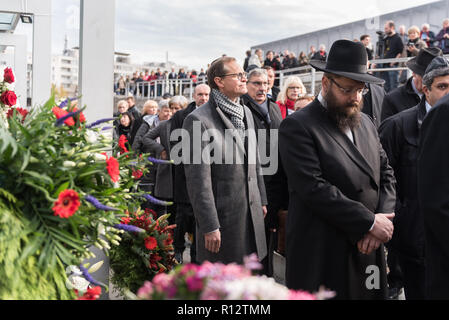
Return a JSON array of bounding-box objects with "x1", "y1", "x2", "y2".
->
[{"x1": 324, "y1": 89, "x2": 363, "y2": 132}]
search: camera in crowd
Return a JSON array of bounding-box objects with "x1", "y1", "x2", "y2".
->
[{"x1": 376, "y1": 30, "x2": 386, "y2": 58}]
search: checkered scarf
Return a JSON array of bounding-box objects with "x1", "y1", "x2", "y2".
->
[{"x1": 212, "y1": 89, "x2": 246, "y2": 139}]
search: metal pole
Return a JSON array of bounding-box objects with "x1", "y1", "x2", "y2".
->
[{"x1": 311, "y1": 68, "x2": 316, "y2": 96}]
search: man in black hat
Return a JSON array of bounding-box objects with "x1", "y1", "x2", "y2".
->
[
  {"x1": 279, "y1": 39, "x2": 396, "y2": 300},
  {"x1": 417, "y1": 58, "x2": 449, "y2": 299},
  {"x1": 379, "y1": 56, "x2": 449, "y2": 300},
  {"x1": 381, "y1": 47, "x2": 443, "y2": 122}
]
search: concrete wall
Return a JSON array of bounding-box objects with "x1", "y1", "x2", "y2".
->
[{"x1": 252, "y1": 0, "x2": 449, "y2": 57}]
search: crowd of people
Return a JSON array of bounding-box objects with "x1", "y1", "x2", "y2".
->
[
  {"x1": 114, "y1": 67, "x2": 208, "y2": 97},
  {"x1": 110, "y1": 18, "x2": 449, "y2": 301}
]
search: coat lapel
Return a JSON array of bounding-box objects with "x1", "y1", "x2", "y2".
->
[
  {"x1": 215, "y1": 106, "x2": 246, "y2": 155},
  {"x1": 312, "y1": 102, "x2": 377, "y2": 184}
]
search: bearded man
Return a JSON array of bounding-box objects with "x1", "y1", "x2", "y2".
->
[{"x1": 279, "y1": 40, "x2": 397, "y2": 300}]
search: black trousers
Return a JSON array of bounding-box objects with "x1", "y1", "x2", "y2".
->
[
  {"x1": 397, "y1": 254, "x2": 426, "y2": 300},
  {"x1": 175, "y1": 203, "x2": 197, "y2": 264}
]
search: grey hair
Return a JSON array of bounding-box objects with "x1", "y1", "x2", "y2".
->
[
  {"x1": 423, "y1": 67, "x2": 449, "y2": 89},
  {"x1": 169, "y1": 95, "x2": 189, "y2": 109},
  {"x1": 158, "y1": 99, "x2": 170, "y2": 110},
  {"x1": 248, "y1": 68, "x2": 268, "y2": 82}
]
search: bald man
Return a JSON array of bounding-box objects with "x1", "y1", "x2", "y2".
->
[{"x1": 170, "y1": 83, "x2": 211, "y2": 263}]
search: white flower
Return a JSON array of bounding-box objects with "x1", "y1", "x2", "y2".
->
[
  {"x1": 221, "y1": 276, "x2": 290, "y2": 300},
  {"x1": 63, "y1": 161, "x2": 76, "y2": 168},
  {"x1": 85, "y1": 130, "x2": 98, "y2": 144},
  {"x1": 66, "y1": 265, "x2": 83, "y2": 276},
  {"x1": 94, "y1": 153, "x2": 107, "y2": 162},
  {"x1": 66, "y1": 275, "x2": 90, "y2": 292},
  {"x1": 88, "y1": 261, "x2": 104, "y2": 274}
]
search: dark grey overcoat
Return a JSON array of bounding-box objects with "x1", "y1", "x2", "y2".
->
[{"x1": 182, "y1": 97, "x2": 268, "y2": 264}]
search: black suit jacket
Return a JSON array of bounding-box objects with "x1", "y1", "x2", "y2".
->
[
  {"x1": 279, "y1": 99, "x2": 396, "y2": 299},
  {"x1": 418, "y1": 94, "x2": 449, "y2": 299},
  {"x1": 241, "y1": 95, "x2": 284, "y2": 228},
  {"x1": 379, "y1": 99, "x2": 427, "y2": 262},
  {"x1": 170, "y1": 102, "x2": 197, "y2": 203},
  {"x1": 381, "y1": 77, "x2": 421, "y2": 122},
  {"x1": 363, "y1": 83, "x2": 386, "y2": 128}
]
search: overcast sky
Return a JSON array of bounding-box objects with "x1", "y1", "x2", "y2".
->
[{"x1": 16, "y1": 0, "x2": 439, "y2": 70}]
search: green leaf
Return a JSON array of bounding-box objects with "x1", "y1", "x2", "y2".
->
[
  {"x1": 19, "y1": 149, "x2": 31, "y2": 173},
  {"x1": 48, "y1": 227, "x2": 86, "y2": 252},
  {"x1": 19, "y1": 233, "x2": 46, "y2": 261},
  {"x1": 52, "y1": 181, "x2": 70, "y2": 198},
  {"x1": 23, "y1": 170, "x2": 54, "y2": 185},
  {"x1": 77, "y1": 169, "x2": 105, "y2": 179},
  {"x1": 23, "y1": 181, "x2": 57, "y2": 202}
]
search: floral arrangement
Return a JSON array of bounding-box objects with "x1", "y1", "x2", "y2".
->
[
  {"x1": 0, "y1": 68, "x2": 163, "y2": 299},
  {"x1": 136, "y1": 254, "x2": 335, "y2": 300},
  {"x1": 109, "y1": 207, "x2": 177, "y2": 295}
]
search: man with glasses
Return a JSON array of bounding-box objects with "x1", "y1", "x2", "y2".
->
[
  {"x1": 380, "y1": 56, "x2": 449, "y2": 299},
  {"x1": 279, "y1": 40, "x2": 396, "y2": 299},
  {"x1": 241, "y1": 68, "x2": 283, "y2": 275},
  {"x1": 182, "y1": 57, "x2": 268, "y2": 265}
]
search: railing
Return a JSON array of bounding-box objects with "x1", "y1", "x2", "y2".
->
[
  {"x1": 116, "y1": 77, "x2": 208, "y2": 100},
  {"x1": 115, "y1": 55, "x2": 449, "y2": 100}
]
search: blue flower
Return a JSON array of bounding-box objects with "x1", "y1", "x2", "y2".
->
[
  {"x1": 113, "y1": 224, "x2": 145, "y2": 233},
  {"x1": 143, "y1": 194, "x2": 173, "y2": 206},
  {"x1": 86, "y1": 118, "x2": 117, "y2": 129},
  {"x1": 147, "y1": 156, "x2": 174, "y2": 165},
  {"x1": 85, "y1": 195, "x2": 120, "y2": 211},
  {"x1": 79, "y1": 264, "x2": 104, "y2": 287}
]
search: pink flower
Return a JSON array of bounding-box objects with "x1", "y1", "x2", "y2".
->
[
  {"x1": 186, "y1": 275, "x2": 204, "y2": 292},
  {"x1": 288, "y1": 290, "x2": 317, "y2": 300},
  {"x1": 137, "y1": 281, "x2": 154, "y2": 299},
  {"x1": 152, "y1": 273, "x2": 174, "y2": 293}
]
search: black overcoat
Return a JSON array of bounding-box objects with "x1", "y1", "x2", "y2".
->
[
  {"x1": 381, "y1": 77, "x2": 421, "y2": 122},
  {"x1": 279, "y1": 99, "x2": 396, "y2": 299},
  {"x1": 417, "y1": 94, "x2": 449, "y2": 299}
]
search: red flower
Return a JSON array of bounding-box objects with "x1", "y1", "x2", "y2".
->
[
  {"x1": 132, "y1": 169, "x2": 143, "y2": 180},
  {"x1": 118, "y1": 135, "x2": 129, "y2": 154},
  {"x1": 0, "y1": 90, "x2": 17, "y2": 107},
  {"x1": 70, "y1": 107, "x2": 86, "y2": 123},
  {"x1": 52, "y1": 106, "x2": 75, "y2": 126},
  {"x1": 121, "y1": 217, "x2": 131, "y2": 225},
  {"x1": 77, "y1": 286, "x2": 102, "y2": 300},
  {"x1": 52, "y1": 189, "x2": 80, "y2": 219},
  {"x1": 6, "y1": 107, "x2": 28, "y2": 121},
  {"x1": 149, "y1": 253, "x2": 162, "y2": 269},
  {"x1": 163, "y1": 237, "x2": 173, "y2": 247},
  {"x1": 105, "y1": 155, "x2": 120, "y2": 182},
  {"x1": 145, "y1": 236, "x2": 158, "y2": 250},
  {"x1": 3, "y1": 67, "x2": 14, "y2": 84}
]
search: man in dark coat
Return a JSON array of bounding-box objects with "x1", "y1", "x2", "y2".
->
[
  {"x1": 417, "y1": 59, "x2": 449, "y2": 299},
  {"x1": 263, "y1": 66, "x2": 280, "y2": 102},
  {"x1": 241, "y1": 68, "x2": 283, "y2": 276},
  {"x1": 183, "y1": 57, "x2": 267, "y2": 264},
  {"x1": 379, "y1": 56, "x2": 449, "y2": 299},
  {"x1": 170, "y1": 84, "x2": 210, "y2": 263},
  {"x1": 362, "y1": 83, "x2": 386, "y2": 128},
  {"x1": 280, "y1": 40, "x2": 396, "y2": 299},
  {"x1": 381, "y1": 47, "x2": 442, "y2": 122}
]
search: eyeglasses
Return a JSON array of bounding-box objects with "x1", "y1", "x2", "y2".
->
[
  {"x1": 288, "y1": 86, "x2": 303, "y2": 90},
  {"x1": 218, "y1": 72, "x2": 248, "y2": 81},
  {"x1": 248, "y1": 81, "x2": 269, "y2": 87},
  {"x1": 329, "y1": 78, "x2": 369, "y2": 95}
]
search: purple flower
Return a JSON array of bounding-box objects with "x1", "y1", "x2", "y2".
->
[
  {"x1": 55, "y1": 109, "x2": 82, "y2": 127},
  {"x1": 101, "y1": 126, "x2": 113, "y2": 131},
  {"x1": 79, "y1": 264, "x2": 104, "y2": 287},
  {"x1": 58, "y1": 97, "x2": 78, "y2": 109},
  {"x1": 243, "y1": 253, "x2": 263, "y2": 271},
  {"x1": 113, "y1": 224, "x2": 145, "y2": 233},
  {"x1": 85, "y1": 195, "x2": 120, "y2": 212},
  {"x1": 143, "y1": 194, "x2": 173, "y2": 206},
  {"x1": 147, "y1": 156, "x2": 174, "y2": 165},
  {"x1": 86, "y1": 118, "x2": 117, "y2": 129}
]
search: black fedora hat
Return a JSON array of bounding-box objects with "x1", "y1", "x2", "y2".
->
[
  {"x1": 406, "y1": 47, "x2": 443, "y2": 76},
  {"x1": 309, "y1": 39, "x2": 384, "y2": 84}
]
